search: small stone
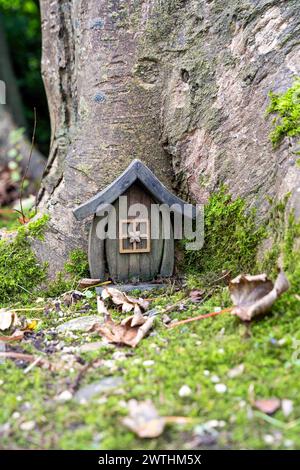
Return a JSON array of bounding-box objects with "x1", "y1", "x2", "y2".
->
[
  {"x1": 143, "y1": 360, "x2": 155, "y2": 367},
  {"x1": 211, "y1": 375, "x2": 220, "y2": 383},
  {"x1": 281, "y1": 399, "x2": 293, "y2": 417},
  {"x1": 74, "y1": 377, "x2": 124, "y2": 404},
  {"x1": 284, "y1": 439, "x2": 294, "y2": 448},
  {"x1": 20, "y1": 421, "x2": 35, "y2": 431},
  {"x1": 215, "y1": 383, "x2": 227, "y2": 393},
  {"x1": 12, "y1": 412, "x2": 20, "y2": 420},
  {"x1": 263, "y1": 434, "x2": 275, "y2": 445},
  {"x1": 56, "y1": 390, "x2": 73, "y2": 402},
  {"x1": 228, "y1": 364, "x2": 245, "y2": 378},
  {"x1": 162, "y1": 314, "x2": 172, "y2": 324},
  {"x1": 178, "y1": 385, "x2": 192, "y2": 397},
  {"x1": 0, "y1": 423, "x2": 10, "y2": 434},
  {"x1": 112, "y1": 351, "x2": 127, "y2": 361},
  {"x1": 57, "y1": 315, "x2": 103, "y2": 332}
]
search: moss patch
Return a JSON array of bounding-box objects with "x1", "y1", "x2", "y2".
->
[
  {"x1": 0, "y1": 215, "x2": 49, "y2": 305},
  {"x1": 267, "y1": 78, "x2": 300, "y2": 148},
  {"x1": 183, "y1": 186, "x2": 266, "y2": 285}
]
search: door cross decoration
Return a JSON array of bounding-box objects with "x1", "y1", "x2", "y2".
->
[{"x1": 119, "y1": 219, "x2": 150, "y2": 254}]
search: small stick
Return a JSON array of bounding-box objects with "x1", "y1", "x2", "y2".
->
[
  {"x1": 24, "y1": 356, "x2": 42, "y2": 374},
  {"x1": 18, "y1": 107, "x2": 37, "y2": 223},
  {"x1": 0, "y1": 351, "x2": 50, "y2": 369},
  {"x1": 168, "y1": 307, "x2": 232, "y2": 328},
  {"x1": 11, "y1": 307, "x2": 45, "y2": 312}
]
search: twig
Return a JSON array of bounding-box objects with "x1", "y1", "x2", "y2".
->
[
  {"x1": 71, "y1": 358, "x2": 99, "y2": 393},
  {"x1": 18, "y1": 107, "x2": 37, "y2": 224},
  {"x1": 168, "y1": 307, "x2": 232, "y2": 328},
  {"x1": 24, "y1": 356, "x2": 42, "y2": 374},
  {"x1": 11, "y1": 307, "x2": 45, "y2": 312},
  {"x1": 0, "y1": 351, "x2": 51, "y2": 369}
]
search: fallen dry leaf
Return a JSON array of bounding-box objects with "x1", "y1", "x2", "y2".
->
[
  {"x1": 101, "y1": 287, "x2": 149, "y2": 314},
  {"x1": 97, "y1": 297, "x2": 110, "y2": 321},
  {"x1": 90, "y1": 314, "x2": 155, "y2": 348},
  {"x1": 0, "y1": 330, "x2": 25, "y2": 342},
  {"x1": 122, "y1": 400, "x2": 166, "y2": 438},
  {"x1": 0, "y1": 309, "x2": 19, "y2": 331},
  {"x1": 189, "y1": 290, "x2": 205, "y2": 303},
  {"x1": 122, "y1": 400, "x2": 194, "y2": 438},
  {"x1": 78, "y1": 278, "x2": 101, "y2": 289},
  {"x1": 254, "y1": 398, "x2": 281, "y2": 415},
  {"x1": 229, "y1": 270, "x2": 290, "y2": 321}
]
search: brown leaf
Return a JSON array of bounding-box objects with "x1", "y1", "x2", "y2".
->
[
  {"x1": 0, "y1": 309, "x2": 19, "y2": 331},
  {"x1": 229, "y1": 270, "x2": 290, "y2": 321},
  {"x1": 101, "y1": 287, "x2": 150, "y2": 314},
  {"x1": 97, "y1": 297, "x2": 110, "y2": 321},
  {"x1": 91, "y1": 315, "x2": 155, "y2": 348},
  {"x1": 189, "y1": 290, "x2": 205, "y2": 303},
  {"x1": 122, "y1": 400, "x2": 166, "y2": 438},
  {"x1": 254, "y1": 398, "x2": 281, "y2": 415},
  {"x1": 0, "y1": 329, "x2": 25, "y2": 342},
  {"x1": 122, "y1": 400, "x2": 193, "y2": 438},
  {"x1": 78, "y1": 278, "x2": 101, "y2": 289}
]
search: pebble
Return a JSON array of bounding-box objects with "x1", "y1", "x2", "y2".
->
[
  {"x1": 211, "y1": 375, "x2": 220, "y2": 383},
  {"x1": 215, "y1": 383, "x2": 227, "y2": 393},
  {"x1": 263, "y1": 434, "x2": 275, "y2": 445},
  {"x1": 74, "y1": 377, "x2": 124, "y2": 404},
  {"x1": 282, "y1": 399, "x2": 293, "y2": 417},
  {"x1": 12, "y1": 412, "x2": 20, "y2": 420},
  {"x1": 56, "y1": 390, "x2": 73, "y2": 402},
  {"x1": 143, "y1": 360, "x2": 155, "y2": 367},
  {"x1": 56, "y1": 315, "x2": 103, "y2": 332},
  {"x1": 178, "y1": 385, "x2": 192, "y2": 397},
  {"x1": 20, "y1": 421, "x2": 35, "y2": 431},
  {"x1": 228, "y1": 364, "x2": 245, "y2": 378}
]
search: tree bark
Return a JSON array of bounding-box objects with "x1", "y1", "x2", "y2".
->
[{"x1": 36, "y1": 0, "x2": 300, "y2": 275}]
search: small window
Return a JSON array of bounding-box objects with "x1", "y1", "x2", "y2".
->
[{"x1": 119, "y1": 219, "x2": 151, "y2": 254}]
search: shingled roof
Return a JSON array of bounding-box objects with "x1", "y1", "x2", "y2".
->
[{"x1": 73, "y1": 159, "x2": 196, "y2": 220}]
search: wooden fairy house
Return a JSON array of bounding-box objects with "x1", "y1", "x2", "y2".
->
[{"x1": 73, "y1": 159, "x2": 195, "y2": 283}]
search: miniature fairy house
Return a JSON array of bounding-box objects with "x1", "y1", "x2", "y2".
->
[{"x1": 73, "y1": 159, "x2": 194, "y2": 283}]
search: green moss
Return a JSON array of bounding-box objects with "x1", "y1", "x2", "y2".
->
[
  {"x1": 184, "y1": 186, "x2": 266, "y2": 284},
  {"x1": 0, "y1": 215, "x2": 49, "y2": 305},
  {"x1": 267, "y1": 78, "x2": 300, "y2": 148},
  {"x1": 64, "y1": 249, "x2": 89, "y2": 279}
]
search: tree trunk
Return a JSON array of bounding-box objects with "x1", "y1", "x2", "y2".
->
[{"x1": 36, "y1": 0, "x2": 300, "y2": 275}]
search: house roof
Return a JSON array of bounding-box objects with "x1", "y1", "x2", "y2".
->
[{"x1": 73, "y1": 159, "x2": 196, "y2": 220}]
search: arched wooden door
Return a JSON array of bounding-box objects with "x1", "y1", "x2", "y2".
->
[{"x1": 106, "y1": 183, "x2": 165, "y2": 282}]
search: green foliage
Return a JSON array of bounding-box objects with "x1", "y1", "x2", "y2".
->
[
  {"x1": 64, "y1": 249, "x2": 89, "y2": 279},
  {"x1": 0, "y1": 215, "x2": 48, "y2": 305},
  {"x1": 267, "y1": 78, "x2": 300, "y2": 148},
  {"x1": 0, "y1": 0, "x2": 50, "y2": 153},
  {"x1": 42, "y1": 249, "x2": 90, "y2": 299},
  {"x1": 184, "y1": 186, "x2": 266, "y2": 283}
]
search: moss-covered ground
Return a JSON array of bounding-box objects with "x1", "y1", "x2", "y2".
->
[
  {"x1": 0, "y1": 194, "x2": 300, "y2": 450},
  {"x1": 0, "y1": 278, "x2": 300, "y2": 450}
]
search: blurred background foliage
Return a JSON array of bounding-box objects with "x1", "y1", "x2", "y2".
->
[{"x1": 0, "y1": 0, "x2": 50, "y2": 155}]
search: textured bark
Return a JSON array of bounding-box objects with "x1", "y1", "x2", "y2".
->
[{"x1": 37, "y1": 0, "x2": 300, "y2": 274}]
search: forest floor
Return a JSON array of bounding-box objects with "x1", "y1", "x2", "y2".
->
[{"x1": 1, "y1": 280, "x2": 300, "y2": 450}]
